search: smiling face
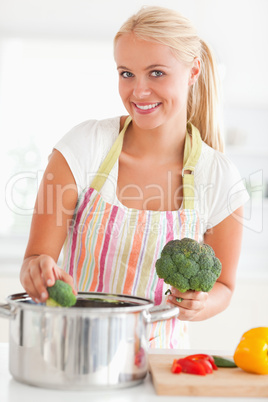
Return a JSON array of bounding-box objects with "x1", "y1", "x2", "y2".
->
[{"x1": 114, "y1": 33, "x2": 198, "y2": 131}]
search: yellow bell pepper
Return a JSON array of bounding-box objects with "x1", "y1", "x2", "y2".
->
[{"x1": 233, "y1": 327, "x2": 268, "y2": 375}]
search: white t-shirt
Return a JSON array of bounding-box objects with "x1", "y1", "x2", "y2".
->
[{"x1": 54, "y1": 116, "x2": 249, "y2": 238}]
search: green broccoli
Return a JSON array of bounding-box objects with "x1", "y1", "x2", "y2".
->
[
  {"x1": 155, "y1": 238, "x2": 222, "y2": 293},
  {"x1": 46, "y1": 280, "x2": 77, "y2": 307}
]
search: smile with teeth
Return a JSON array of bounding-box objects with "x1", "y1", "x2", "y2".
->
[{"x1": 135, "y1": 102, "x2": 161, "y2": 110}]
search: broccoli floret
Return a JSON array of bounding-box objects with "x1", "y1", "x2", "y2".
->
[
  {"x1": 211, "y1": 257, "x2": 222, "y2": 277},
  {"x1": 200, "y1": 243, "x2": 215, "y2": 257},
  {"x1": 155, "y1": 238, "x2": 222, "y2": 293},
  {"x1": 46, "y1": 280, "x2": 77, "y2": 307},
  {"x1": 189, "y1": 270, "x2": 217, "y2": 292},
  {"x1": 46, "y1": 298, "x2": 62, "y2": 307},
  {"x1": 198, "y1": 253, "x2": 214, "y2": 270},
  {"x1": 155, "y1": 254, "x2": 174, "y2": 280},
  {"x1": 168, "y1": 272, "x2": 190, "y2": 293}
]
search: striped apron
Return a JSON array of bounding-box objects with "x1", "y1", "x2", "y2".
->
[{"x1": 61, "y1": 116, "x2": 202, "y2": 348}]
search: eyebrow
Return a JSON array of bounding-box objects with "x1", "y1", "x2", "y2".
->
[{"x1": 117, "y1": 64, "x2": 169, "y2": 70}]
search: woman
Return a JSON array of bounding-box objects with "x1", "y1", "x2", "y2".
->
[{"x1": 20, "y1": 6, "x2": 249, "y2": 348}]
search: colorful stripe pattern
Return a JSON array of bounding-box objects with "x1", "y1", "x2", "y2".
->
[{"x1": 62, "y1": 187, "x2": 199, "y2": 349}]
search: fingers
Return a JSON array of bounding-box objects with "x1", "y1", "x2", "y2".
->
[
  {"x1": 166, "y1": 288, "x2": 208, "y2": 321},
  {"x1": 20, "y1": 255, "x2": 55, "y2": 302},
  {"x1": 59, "y1": 270, "x2": 77, "y2": 295},
  {"x1": 20, "y1": 270, "x2": 42, "y2": 304},
  {"x1": 170, "y1": 287, "x2": 199, "y2": 299},
  {"x1": 29, "y1": 260, "x2": 48, "y2": 301},
  {"x1": 20, "y1": 255, "x2": 75, "y2": 302},
  {"x1": 39, "y1": 255, "x2": 57, "y2": 288},
  {"x1": 168, "y1": 295, "x2": 202, "y2": 311}
]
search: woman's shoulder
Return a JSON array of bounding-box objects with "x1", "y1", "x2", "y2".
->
[
  {"x1": 195, "y1": 141, "x2": 249, "y2": 231},
  {"x1": 53, "y1": 116, "x2": 122, "y2": 194},
  {"x1": 196, "y1": 141, "x2": 240, "y2": 180},
  {"x1": 63, "y1": 115, "x2": 121, "y2": 142},
  {"x1": 54, "y1": 116, "x2": 122, "y2": 160}
]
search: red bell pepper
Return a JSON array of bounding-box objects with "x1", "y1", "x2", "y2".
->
[
  {"x1": 184, "y1": 353, "x2": 218, "y2": 371},
  {"x1": 196, "y1": 358, "x2": 213, "y2": 374},
  {"x1": 171, "y1": 353, "x2": 218, "y2": 376},
  {"x1": 171, "y1": 359, "x2": 182, "y2": 374},
  {"x1": 176, "y1": 358, "x2": 207, "y2": 376}
]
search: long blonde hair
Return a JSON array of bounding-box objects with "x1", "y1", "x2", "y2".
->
[{"x1": 114, "y1": 6, "x2": 224, "y2": 152}]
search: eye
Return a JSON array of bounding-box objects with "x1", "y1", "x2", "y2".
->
[
  {"x1": 151, "y1": 70, "x2": 164, "y2": 77},
  {"x1": 120, "y1": 71, "x2": 134, "y2": 78}
]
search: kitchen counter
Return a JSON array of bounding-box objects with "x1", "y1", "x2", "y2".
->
[{"x1": 0, "y1": 343, "x2": 266, "y2": 402}]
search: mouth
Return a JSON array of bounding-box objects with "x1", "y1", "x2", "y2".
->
[{"x1": 133, "y1": 102, "x2": 161, "y2": 113}]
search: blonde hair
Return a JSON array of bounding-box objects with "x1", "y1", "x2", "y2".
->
[{"x1": 114, "y1": 6, "x2": 224, "y2": 152}]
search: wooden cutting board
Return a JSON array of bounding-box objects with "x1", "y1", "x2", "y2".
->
[{"x1": 149, "y1": 354, "x2": 268, "y2": 397}]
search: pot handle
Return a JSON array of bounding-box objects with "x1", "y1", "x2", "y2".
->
[
  {"x1": 0, "y1": 303, "x2": 13, "y2": 318},
  {"x1": 145, "y1": 304, "x2": 179, "y2": 323}
]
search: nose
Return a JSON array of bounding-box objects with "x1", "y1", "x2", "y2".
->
[{"x1": 132, "y1": 77, "x2": 151, "y2": 99}]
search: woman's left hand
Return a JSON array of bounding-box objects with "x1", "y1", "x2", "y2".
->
[{"x1": 167, "y1": 286, "x2": 208, "y2": 321}]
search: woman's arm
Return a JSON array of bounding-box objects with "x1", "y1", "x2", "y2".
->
[
  {"x1": 167, "y1": 206, "x2": 244, "y2": 321},
  {"x1": 20, "y1": 149, "x2": 78, "y2": 303}
]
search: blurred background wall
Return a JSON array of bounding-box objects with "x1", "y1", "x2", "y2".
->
[{"x1": 0, "y1": 0, "x2": 267, "y2": 350}]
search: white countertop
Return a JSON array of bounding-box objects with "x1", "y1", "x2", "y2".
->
[{"x1": 0, "y1": 343, "x2": 266, "y2": 402}]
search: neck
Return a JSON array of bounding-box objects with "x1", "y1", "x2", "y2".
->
[{"x1": 123, "y1": 117, "x2": 187, "y2": 163}]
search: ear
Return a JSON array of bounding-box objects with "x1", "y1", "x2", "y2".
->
[{"x1": 188, "y1": 57, "x2": 201, "y2": 86}]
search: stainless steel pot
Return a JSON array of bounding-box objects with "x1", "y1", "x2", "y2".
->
[{"x1": 0, "y1": 291, "x2": 179, "y2": 390}]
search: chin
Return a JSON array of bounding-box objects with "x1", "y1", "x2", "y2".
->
[
  {"x1": 134, "y1": 120, "x2": 161, "y2": 131},
  {"x1": 131, "y1": 114, "x2": 164, "y2": 130}
]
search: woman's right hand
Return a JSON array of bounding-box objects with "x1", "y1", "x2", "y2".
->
[{"x1": 20, "y1": 254, "x2": 77, "y2": 304}]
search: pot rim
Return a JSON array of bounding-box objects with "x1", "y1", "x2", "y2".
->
[{"x1": 6, "y1": 291, "x2": 155, "y2": 314}]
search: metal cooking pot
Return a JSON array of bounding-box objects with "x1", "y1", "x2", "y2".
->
[{"x1": 0, "y1": 291, "x2": 179, "y2": 390}]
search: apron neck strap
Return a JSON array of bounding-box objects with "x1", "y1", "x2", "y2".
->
[
  {"x1": 90, "y1": 116, "x2": 132, "y2": 192},
  {"x1": 91, "y1": 116, "x2": 202, "y2": 210},
  {"x1": 182, "y1": 122, "x2": 202, "y2": 209}
]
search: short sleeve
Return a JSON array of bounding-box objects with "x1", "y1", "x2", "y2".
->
[
  {"x1": 196, "y1": 144, "x2": 250, "y2": 232},
  {"x1": 53, "y1": 117, "x2": 120, "y2": 197}
]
